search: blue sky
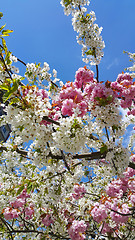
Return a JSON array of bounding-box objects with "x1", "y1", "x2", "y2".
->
[{"x1": 1, "y1": 0, "x2": 135, "y2": 84}]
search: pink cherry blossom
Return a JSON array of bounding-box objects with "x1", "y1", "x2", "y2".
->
[
  {"x1": 3, "y1": 207, "x2": 20, "y2": 220},
  {"x1": 75, "y1": 67, "x2": 94, "y2": 89},
  {"x1": 90, "y1": 83, "x2": 115, "y2": 106},
  {"x1": 42, "y1": 214, "x2": 54, "y2": 227},
  {"x1": 72, "y1": 184, "x2": 86, "y2": 199},
  {"x1": 68, "y1": 220, "x2": 87, "y2": 240},
  {"x1": 91, "y1": 203, "x2": 107, "y2": 223},
  {"x1": 11, "y1": 198, "x2": 25, "y2": 208}
]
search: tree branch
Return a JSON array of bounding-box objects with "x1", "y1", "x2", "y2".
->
[
  {"x1": 42, "y1": 116, "x2": 60, "y2": 126},
  {"x1": 60, "y1": 150, "x2": 74, "y2": 175}
]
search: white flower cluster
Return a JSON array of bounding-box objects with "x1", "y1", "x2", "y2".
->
[
  {"x1": 10, "y1": 54, "x2": 18, "y2": 63},
  {"x1": 106, "y1": 144, "x2": 130, "y2": 175},
  {"x1": 52, "y1": 116, "x2": 88, "y2": 153},
  {"x1": 24, "y1": 86, "x2": 51, "y2": 118},
  {"x1": 60, "y1": 0, "x2": 90, "y2": 16},
  {"x1": 25, "y1": 62, "x2": 58, "y2": 87},
  {"x1": 0, "y1": 55, "x2": 18, "y2": 83},
  {"x1": 11, "y1": 65, "x2": 19, "y2": 74},
  {"x1": 61, "y1": 0, "x2": 105, "y2": 65},
  {"x1": 0, "y1": 63, "x2": 10, "y2": 82},
  {"x1": 73, "y1": 10, "x2": 105, "y2": 65},
  {"x1": 90, "y1": 101, "x2": 122, "y2": 128},
  {"x1": 2, "y1": 89, "x2": 51, "y2": 142},
  {"x1": 126, "y1": 52, "x2": 135, "y2": 78},
  {"x1": 28, "y1": 130, "x2": 54, "y2": 166}
]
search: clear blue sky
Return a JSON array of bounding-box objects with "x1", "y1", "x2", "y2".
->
[{"x1": 1, "y1": 0, "x2": 135, "y2": 84}]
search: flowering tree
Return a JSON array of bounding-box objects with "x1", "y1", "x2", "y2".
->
[{"x1": 0, "y1": 1, "x2": 135, "y2": 239}]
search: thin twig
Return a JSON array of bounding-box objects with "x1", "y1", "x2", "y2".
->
[
  {"x1": 0, "y1": 53, "x2": 12, "y2": 79},
  {"x1": 60, "y1": 150, "x2": 74, "y2": 175},
  {"x1": 0, "y1": 216, "x2": 14, "y2": 240},
  {"x1": 96, "y1": 64, "x2": 99, "y2": 82},
  {"x1": 105, "y1": 126, "x2": 109, "y2": 141}
]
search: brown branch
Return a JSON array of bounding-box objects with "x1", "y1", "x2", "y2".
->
[
  {"x1": 42, "y1": 116, "x2": 60, "y2": 126},
  {"x1": 110, "y1": 209, "x2": 133, "y2": 217},
  {"x1": 0, "y1": 52, "x2": 12, "y2": 79},
  {"x1": 1, "y1": 144, "x2": 135, "y2": 170},
  {"x1": 42, "y1": 162, "x2": 82, "y2": 182},
  {"x1": 60, "y1": 150, "x2": 74, "y2": 175},
  {"x1": 85, "y1": 192, "x2": 100, "y2": 199},
  {"x1": 128, "y1": 162, "x2": 135, "y2": 170},
  {"x1": 7, "y1": 229, "x2": 44, "y2": 234},
  {"x1": 93, "y1": 49, "x2": 99, "y2": 83},
  {"x1": 73, "y1": 151, "x2": 107, "y2": 160},
  {"x1": 0, "y1": 146, "x2": 28, "y2": 157},
  {"x1": 96, "y1": 64, "x2": 99, "y2": 83},
  {"x1": 0, "y1": 216, "x2": 14, "y2": 240},
  {"x1": 105, "y1": 126, "x2": 109, "y2": 141},
  {"x1": 17, "y1": 57, "x2": 26, "y2": 66}
]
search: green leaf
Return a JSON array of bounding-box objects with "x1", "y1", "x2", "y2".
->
[
  {"x1": 64, "y1": 0, "x2": 72, "y2": 7},
  {"x1": 3, "y1": 81, "x2": 18, "y2": 102},
  {"x1": 40, "y1": 236, "x2": 47, "y2": 240},
  {"x1": 17, "y1": 184, "x2": 24, "y2": 195},
  {"x1": 19, "y1": 125, "x2": 24, "y2": 132},
  {"x1": 2, "y1": 29, "x2": 13, "y2": 36},
  {"x1": 9, "y1": 97, "x2": 20, "y2": 105},
  {"x1": 0, "y1": 24, "x2": 6, "y2": 32},
  {"x1": 112, "y1": 125, "x2": 119, "y2": 131},
  {"x1": 84, "y1": 170, "x2": 89, "y2": 176},
  {"x1": 1, "y1": 37, "x2": 7, "y2": 53},
  {"x1": 27, "y1": 182, "x2": 33, "y2": 193},
  {"x1": 85, "y1": 49, "x2": 95, "y2": 56},
  {"x1": 0, "y1": 84, "x2": 10, "y2": 91},
  {"x1": 5, "y1": 51, "x2": 12, "y2": 65},
  {"x1": 100, "y1": 144, "x2": 108, "y2": 154},
  {"x1": 0, "y1": 12, "x2": 3, "y2": 19}
]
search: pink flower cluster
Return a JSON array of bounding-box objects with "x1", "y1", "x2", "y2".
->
[
  {"x1": 72, "y1": 184, "x2": 86, "y2": 200},
  {"x1": 50, "y1": 68, "x2": 96, "y2": 117},
  {"x1": 36, "y1": 89, "x2": 48, "y2": 100},
  {"x1": 68, "y1": 220, "x2": 87, "y2": 240},
  {"x1": 3, "y1": 207, "x2": 20, "y2": 220},
  {"x1": 110, "y1": 202, "x2": 130, "y2": 224},
  {"x1": 111, "y1": 73, "x2": 135, "y2": 112},
  {"x1": 52, "y1": 67, "x2": 117, "y2": 118},
  {"x1": 91, "y1": 202, "x2": 107, "y2": 223},
  {"x1": 3, "y1": 188, "x2": 34, "y2": 220},
  {"x1": 41, "y1": 214, "x2": 54, "y2": 227},
  {"x1": 55, "y1": 81, "x2": 87, "y2": 117},
  {"x1": 106, "y1": 178, "x2": 129, "y2": 198},
  {"x1": 90, "y1": 167, "x2": 135, "y2": 234},
  {"x1": 75, "y1": 67, "x2": 94, "y2": 89},
  {"x1": 88, "y1": 83, "x2": 115, "y2": 106}
]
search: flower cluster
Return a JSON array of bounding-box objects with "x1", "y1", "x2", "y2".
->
[
  {"x1": 90, "y1": 167, "x2": 135, "y2": 235},
  {"x1": 25, "y1": 62, "x2": 59, "y2": 88},
  {"x1": 0, "y1": 2, "x2": 135, "y2": 239},
  {"x1": 72, "y1": 184, "x2": 86, "y2": 199},
  {"x1": 61, "y1": 0, "x2": 105, "y2": 65},
  {"x1": 60, "y1": 0, "x2": 90, "y2": 15},
  {"x1": 68, "y1": 220, "x2": 87, "y2": 240},
  {"x1": 111, "y1": 72, "x2": 135, "y2": 116},
  {"x1": 41, "y1": 214, "x2": 54, "y2": 227},
  {"x1": 105, "y1": 145, "x2": 130, "y2": 175},
  {"x1": 52, "y1": 116, "x2": 88, "y2": 153},
  {"x1": 3, "y1": 189, "x2": 34, "y2": 221}
]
